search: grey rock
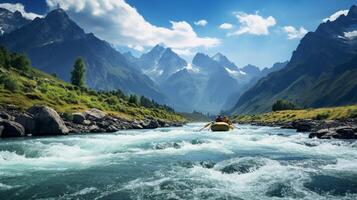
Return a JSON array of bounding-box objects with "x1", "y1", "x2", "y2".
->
[
  {"x1": 292, "y1": 120, "x2": 315, "y2": 132},
  {"x1": 27, "y1": 105, "x2": 69, "y2": 135},
  {"x1": 142, "y1": 119, "x2": 159, "y2": 129},
  {"x1": 72, "y1": 112, "x2": 86, "y2": 124},
  {"x1": 84, "y1": 108, "x2": 106, "y2": 120},
  {"x1": 0, "y1": 112, "x2": 14, "y2": 120},
  {"x1": 131, "y1": 121, "x2": 143, "y2": 129},
  {"x1": 15, "y1": 113, "x2": 35, "y2": 134},
  {"x1": 0, "y1": 120, "x2": 25, "y2": 137}
]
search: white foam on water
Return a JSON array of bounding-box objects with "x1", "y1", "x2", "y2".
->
[{"x1": 0, "y1": 123, "x2": 356, "y2": 199}]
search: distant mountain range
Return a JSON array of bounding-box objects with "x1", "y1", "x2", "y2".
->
[
  {"x1": 230, "y1": 5, "x2": 357, "y2": 114},
  {"x1": 124, "y1": 45, "x2": 286, "y2": 113},
  {"x1": 0, "y1": 8, "x2": 167, "y2": 104},
  {"x1": 0, "y1": 7, "x2": 290, "y2": 113}
]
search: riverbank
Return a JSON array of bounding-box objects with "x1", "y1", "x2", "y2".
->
[
  {"x1": 0, "y1": 105, "x2": 184, "y2": 138},
  {"x1": 233, "y1": 105, "x2": 357, "y2": 139}
]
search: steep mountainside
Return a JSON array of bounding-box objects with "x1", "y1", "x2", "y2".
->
[
  {"x1": 0, "y1": 8, "x2": 166, "y2": 104},
  {"x1": 0, "y1": 8, "x2": 29, "y2": 34},
  {"x1": 127, "y1": 45, "x2": 187, "y2": 83},
  {"x1": 230, "y1": 5, "x2": 357, "y2": 114}
]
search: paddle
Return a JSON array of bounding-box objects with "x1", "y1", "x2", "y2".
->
[{"x1": 199, "y1": 122, "x2": 212, "y2": 131}]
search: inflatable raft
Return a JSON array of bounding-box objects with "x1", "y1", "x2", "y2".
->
[{"x1": 210, "y1": 122, "x2": 233, "y2": 132}]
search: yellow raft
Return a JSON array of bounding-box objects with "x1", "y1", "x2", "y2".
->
[{"x1": 210, "y1": 122, "x2": 234, "y2": 132}]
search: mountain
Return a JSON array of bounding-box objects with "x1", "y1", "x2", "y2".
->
[
  {"x1": 212, "y1": 53, "x2": 238, "y2": 70},
  {"x1": 0, "y1": 8, "x2": 30, "y2": 35},
  {"x1": 126, "y1": 45, "x2": 187, "y2": 83},
  {"x1": 159, "y1": 53, "x2": 241, "y2": 113},
  {"x1": 0, "y1": 8, "x2": 167, "y2": 103},
  {"x1": 261, "y1": 61, "x2": 289, "y2": 76},
  {"x1": 222, "y1": 61, "x2": 288, "y2": 111},
  {"x1": 230, "y1": 5, "x2": 357, "y2": 114}
]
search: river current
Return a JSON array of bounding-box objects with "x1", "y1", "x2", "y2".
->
[{"x1": 0, "y1": 123, "x2": 357, "y2": 200}]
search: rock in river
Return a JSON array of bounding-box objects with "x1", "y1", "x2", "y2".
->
[
  {"x1": 27, "y1": 105, "x2": 69, "y2": 135},
  {"x1": 0, "y1": 120, "x2": 25, "y2": 137}
]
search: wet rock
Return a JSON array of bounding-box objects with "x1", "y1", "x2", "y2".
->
[
  {"x1": 292, "y1": 120, "x2": 315, "y2": 132},
  {"x1": 131, "y1": 121, "x2": 143, "y2": 129},
  {"x1": 0, "y1": 120, "x2": 25, "y2": 137},
  {"x1": 173, "y1": 142, "x2": 181, "y2": 149},
  {"x1": 88, "y1": 125, "x2": 104, "y2": 133},
  {"x1": 106, "y1": 125, "x2": 120, "y2": 133},
  {"x1": 217, "y1": 158, "x2": 266, "y2": 174},
  {"x1": 157, "y1": 119, "x2": 169, "y2": 127},
  {"x1": 200, "y1": 161, "x2": 215, "y2": 169},
  {"x1": 309, "y1": 126, "x2": 357, "y2": 139},
  {"x1": 84, "y1": 108, "x2": 106, "y2": 121},
  {"x1": 0, "y1": 111, "x2": 14, "y2": 120},
  {"x1": 27, "y1": 105, "x2": 69, "y2": 135},
  {"x1": 142, "y1": 119, "x2": 159, "y2": 129},
  {"x1": 72, "y1": 112, "x2": 86, "y2": 124},
  {"x1": 15, "y1": 113, "x2": 35, "y2": 134}
]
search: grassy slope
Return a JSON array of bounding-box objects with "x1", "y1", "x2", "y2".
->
[
  {"x1": 0, "y1": 67, "x2": 185, "y2": 122},
  {"x1": 233, "y1": 105, "x2": 357, "y2": 123}
]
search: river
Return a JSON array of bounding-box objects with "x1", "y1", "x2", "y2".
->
[{"x1": 0, "y1": 123, "x2": 357, "y2": 199}]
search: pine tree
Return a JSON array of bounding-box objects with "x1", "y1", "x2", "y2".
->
[{"x1": 71, "y1": 58, "x2": 86, "y2": 87}]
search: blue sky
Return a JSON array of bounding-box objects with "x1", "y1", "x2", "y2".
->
[{"x1": 0, "y1": 0, "x2": 356, "y2": 68}]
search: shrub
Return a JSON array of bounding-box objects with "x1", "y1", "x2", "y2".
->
[
  {"x1": 272, "y1": 99, "x2": 297, "y2": 111},
  {"x1": 11, "y1": 53, "x2": 30, "y2": 72},
  {"x1": 0, "y1": 75, "x2": 19, "y2": 92},
  {"x1": 314, "y1": 112, "x2": 330, "y2": 120},
  {"x1": 348, "y1": 109, "x2": 357, "y2": 118}
]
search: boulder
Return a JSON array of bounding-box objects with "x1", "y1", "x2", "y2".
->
[
  {"x1": 72, "y1": 112, "x2": 86, "y2": 124},
  {"x1": 0, "y1": 120, "x2": 25, "y2": 137},
  {"x1": 84, "y1": 108, "x2": 106, "y2": 121},
  {"x1": 106, "y1": 125, "x2": 120, "y2": 132},
  {"x1": 0, "y1": 111, "x2": 14, "y2": 120},
  {"x1": 27, "y1": 105, "x2": 69, "y2": 135},
  {"x1": 309, "y1": 126, "x2": 357, "y2": 139},
  {"x1": 131, "y1": 121, "x2": 143, "y2": 129},
  {"x1": 15, "y1": 113, "x2": 35, "y2": 134},
  {"x1": 88, "y1": 125, "x2": 104, "y2": 133},
  {"x1": 292, "y1": 120, "x2": 315, "y2": 132},
  {"x1": 334, "y1": 126, "x2": 356, "y2": 139},
  {"x1": 142, "y1": 119, "x2": 159, "y2": 129},
  {"x1": 157, "y1": 119, "x2": 169, "y2": 127}
]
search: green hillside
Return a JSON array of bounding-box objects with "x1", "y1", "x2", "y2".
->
[
  {"x1": 0, "y1": 47, "x2": 185, "y2": 122},
  {"x1": 233, "y1": 105, "x2": 357, "y2": 123}
]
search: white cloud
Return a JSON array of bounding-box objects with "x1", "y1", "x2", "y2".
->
[
  {"x1": 194, "y1": 19, "x2": 207, "y2": 26},
  {"x1": 229, "y1": 12, "x2": 276, "y2": 36},
  {"x1": 323, "y1": 10, "x2": 348, "y2": 22},
  {"x1": 46, "y1": 0, "x2": 219, "y2": 52},
  {"x1": 344, "y1": 30, "x2": 357, "y2": 39},
  {"x1": 0, "y1": 3, "x2": 42, "y2": 19},
  {"x1": 219, "y1": 23, "x2": 233, "y2": 29},
  {"x1": 283, "y1": 26, "x2": 307, "y2": 40}
]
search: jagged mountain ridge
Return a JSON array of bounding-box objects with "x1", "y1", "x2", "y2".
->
[
  {"x1": 0, "y1": 8, "x2": 29, "y2": 35},
  {"x1": 0, "y1": 8, "x2": 167, "y2": 104},
  {"x1": 230, "y1": 5, "x2": 357, "y2": 114}
]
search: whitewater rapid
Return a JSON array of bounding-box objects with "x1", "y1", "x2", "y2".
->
[{"x1": 0, "y1": 123, "x2": 356, "y2": 199}]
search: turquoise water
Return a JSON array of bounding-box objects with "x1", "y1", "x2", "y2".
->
[{"x1": 0, "y1": 123, "x2": 357, "y2": 200}]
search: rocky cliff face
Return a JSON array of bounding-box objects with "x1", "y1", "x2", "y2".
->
[{"x1": 0, "y1": 8, "x2": 29, "y2": 35}]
